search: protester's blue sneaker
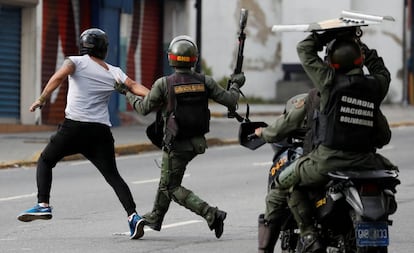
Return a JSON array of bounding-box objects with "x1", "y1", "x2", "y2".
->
[
  {"x1": 129, "y1": 213, "x2": 145, "y2": 239},
  {"x1": 17, "y1": 204, "x2": 52, "y2": 222}
]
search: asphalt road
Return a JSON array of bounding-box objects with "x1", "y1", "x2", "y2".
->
[{"x1": 0, "y1": 125, "x2": 413, "y2": 252}]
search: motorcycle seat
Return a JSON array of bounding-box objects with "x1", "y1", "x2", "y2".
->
[{"x1": 328, "y1": 170, "x2": 398, "y2": 180}]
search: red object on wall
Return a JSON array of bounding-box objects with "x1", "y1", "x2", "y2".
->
[
  {"x1": 126, "y1": 0, "x2": 163, "y2": 111},
  {"x1": 126, "y1": 2, "x2": 141, "y2": 83},
  {"x1": 41, "y1": 0, "x2": 78, "y2": 125},
  {"x1": 140, "y1": 0, "x2": 163, "y2": 90}
]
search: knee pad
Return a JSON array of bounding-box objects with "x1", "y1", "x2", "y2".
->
[
  {"x1": 171, "y1": 187, "x2": 191, "y2": 204},
  {"x1": 277, "y1": 161, "x2": 300, "y2": 189},
  {"x1": 171, "y1": 187, "x2": 209, "y2": 216}
]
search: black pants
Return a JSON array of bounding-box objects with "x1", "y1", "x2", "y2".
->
[{"x1": 36, "y1": 118, "x2": 137, "y2": 216}]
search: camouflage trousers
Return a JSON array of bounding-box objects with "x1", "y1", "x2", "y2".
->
[
  {"x1": 143, "y1": 150, "x2": 216, "y2": 227},
  {"x1": 264, "y1": 187, "x2": 290, "y2": 222}
]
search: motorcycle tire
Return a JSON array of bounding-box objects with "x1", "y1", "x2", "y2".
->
[{"x1": 280, "y1": 229, "x2": 297, "y2": 253}]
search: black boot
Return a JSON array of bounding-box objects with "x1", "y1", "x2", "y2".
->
[
  {"x1": 208, "y1": 207, "x2": 227, "y2": 239},
  {"x1": 142, "y1": 211, "x2": 163, "y2": 231},
  {"x1": 288, "y1": 189, "x2": 323, "y2": 253},
  {"x1": 296, "y1": 232, "x2": 323, "y2": 253},
  {"x1": 258, "y1": 214, "x2": 280, "y2": 253},
  {"x1": 143, "y1": 190, "x2": 171, "y2": 231}
]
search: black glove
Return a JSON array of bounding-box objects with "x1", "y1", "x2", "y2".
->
[
  {"x1": 336, "y1": 27, "x2": 359, "y2": 40},
  {"x1": 316, "y1": 31, "x2": 336, "y2": 46},
  {"x1": 230, "y1": 72, "x2": 246, "y2": 88},
  {"x1": 316, "y1": 27, "x2": 358, "y2": 45},
  {"x1": 114, "y1": 82, "x2": 129, "y2": 95}
]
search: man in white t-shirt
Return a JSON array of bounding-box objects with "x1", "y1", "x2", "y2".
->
[{"x1": 17, "y1": 28, "x2": 149, "y2": 240}]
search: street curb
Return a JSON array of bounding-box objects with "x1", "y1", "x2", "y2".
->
[
  {"x1": 1, "y1": 121, "x2": 413, "y2": 170},
  {"x1": 0, "y1": 138, "x2": 239, "y2": 169}
]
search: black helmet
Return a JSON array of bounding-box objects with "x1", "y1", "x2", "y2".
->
[
  {"x1": 167, "y1": 35, "x2": 198, "y2": 68},
  {"x1": 79, "y1": 28, "x2": 108, "y2": 60},
  {"x1": 326, "y1": 38, "x2": 363, "y2": 72}
]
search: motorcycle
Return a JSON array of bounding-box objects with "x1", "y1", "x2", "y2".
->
[{"x1": 245, "y1": 129, "x2": 400, "y2": 253}]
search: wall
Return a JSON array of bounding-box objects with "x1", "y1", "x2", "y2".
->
[
  {"x1": 200, "y1": 0, "x2": 404, "y2": 103},
  {"x1": 201, "y1": 0, "x2": 282, "y2": 101},
  {"x1": 20, "y1": 5, "x2": 40, "y2": 124}
]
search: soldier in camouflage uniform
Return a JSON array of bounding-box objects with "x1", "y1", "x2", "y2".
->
[
  {"x1": 254, "y1": 89, "x2": 320, "y2": 253},
  {"x1": 276, "y1": 30, "x2": 396, "y2": 253},
  {"x1": 116, "y1": 35, "x2": 245, "y2": 238}
]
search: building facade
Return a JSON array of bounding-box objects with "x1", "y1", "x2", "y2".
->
[
  {"x1": 0, "y1": 0, "x2": 168, "y2": 126},
  {"x1": 0, "y1": 0, "x2": 412, "y2": 127}
]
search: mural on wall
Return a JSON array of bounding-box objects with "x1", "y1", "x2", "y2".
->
[
  {"x1": 126, "y1": 0, "x2": 162, "y2": 90},
  {"x1": 40, "y1": 0, "x2": 163, "y2": 124},
  {"x1": 124, "y1": 0, "x2": 163, "y2": 112},
  {"x1": 40, "y1": 0, "x2": 81, "y2": 125},
  {"x1": 126, "y1": 1, "x2": 141, "y2": 85},
  {"x1": 236, "y1": 0, "x2": 282, "y2": 72}
]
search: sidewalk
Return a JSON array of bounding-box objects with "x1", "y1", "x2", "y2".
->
[{"x1": 1, "y1": 103, "x2": 413, "y2": 169}]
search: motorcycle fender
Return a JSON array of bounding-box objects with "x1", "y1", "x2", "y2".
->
[
  {"x1": 344, "y1": 186, "x2": 364, "y2": 216},
  {"x1": 344, "y1": 187, "x2": 388, "y2": 220},
  {"x1": 359, "y1": 194, "x2": 388, "y2": 220},
  {"x1": 268, "y1": 150, "x2": 289, "y2": 190},
  {"x1": 268, "y1": 147, "x2": 302, "y2": 190}
]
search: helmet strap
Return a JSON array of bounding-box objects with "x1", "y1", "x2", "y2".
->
[
  {"x1": 353, "y1": 56, "x2": 363, "y2": 66},
  {"x1": 330, "y1": 63, "x2": 340, "y2": 69},
  {"x1": 168, "y1": 53, "x2": 197, "y2": 63}
]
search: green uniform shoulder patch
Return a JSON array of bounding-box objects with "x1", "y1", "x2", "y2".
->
[
  {"x1": 293, "y1": 97, "x2": 305, "y2": 109},
  {"x1": 285, "y1": 93, "x2": 307, "y2": 112}
]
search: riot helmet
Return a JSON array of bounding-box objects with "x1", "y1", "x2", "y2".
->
[
  {"x1": 325, "y1": 38, "x2": 363, "y2": 72},
  {"x1": 79, "y1": 28, "x2": 108, "y2": 60},
  {"x1": 167, "y1": 35, "x2": 198, "y2": 68}
]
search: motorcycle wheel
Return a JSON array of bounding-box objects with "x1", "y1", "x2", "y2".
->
[
  {"x1": 280, "y1": 217, "x2": 299, "y2": 253},
  {"x1": 349, "y1": 210, "x2": 388, "y2": 253},
  {"x1": 280, "y1": 230, "x2": 297, "y2": 253}
]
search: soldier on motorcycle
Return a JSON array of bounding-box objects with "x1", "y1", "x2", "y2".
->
[
  {"x1": 274, "y1": 29, "x2": 397, "y2": 253},
  {"x1": 253, "y1": 88, "x2": 320, "y2": 253}
]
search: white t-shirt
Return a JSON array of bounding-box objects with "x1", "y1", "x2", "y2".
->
[{"x1": 65, "y1": 55, "x2": 127, "y2": 127}]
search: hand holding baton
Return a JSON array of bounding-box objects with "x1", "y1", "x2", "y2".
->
[{"x1": 227, "y1": 8, "x2": 248, "y2": 120}]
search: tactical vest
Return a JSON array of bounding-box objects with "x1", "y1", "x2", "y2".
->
[
  {"x1": 315, "y1": 75, "x2": 381, "y2": 152},
  {"x1": 303, "y1": 88, "x2": 320, "y2": 155},
  {"x1": 166, "y1": 72, "x2": 210, "y2": 139}
]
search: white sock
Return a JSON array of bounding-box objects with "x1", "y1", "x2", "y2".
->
[
  {"x1": 128, "y1": 213, "x2": 137, "y2": 221},
  {"x1": 38, "y1": 203, "x2": 49, "y2": 208}
]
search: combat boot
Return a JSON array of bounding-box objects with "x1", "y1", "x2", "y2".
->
[
  {"x1": 288, "y1": 189, "x2": 323, "y2": 252},
  {"x1": 207, "y1": 207, "x2": 227, "y2": 239},
  {"x1": 296, "y1": 232, "x2": 323, "y2": 253},
  {"x1": 142, "y1": 211, "x2": 162, "y2": 231},
  {"x1": 258, "y1": 214, "x2": 280, "y2": 253},
  {"x1": 143, "y1": 190, "x2": 171, "y2": 231}
]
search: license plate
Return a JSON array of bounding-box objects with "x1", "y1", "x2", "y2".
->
[{"x1": 356, "y1": 222, "x2": 389, "y2": 247}]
